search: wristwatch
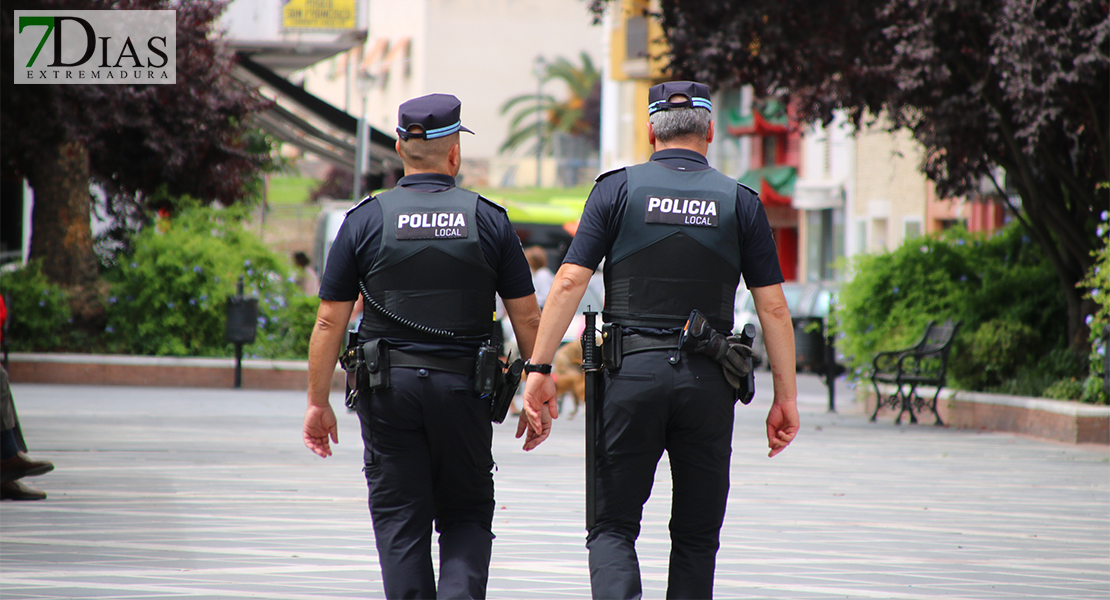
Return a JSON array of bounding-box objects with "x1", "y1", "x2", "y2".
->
[{"x1": 523, "y1": 360, "x2": 553, "y2": 375}]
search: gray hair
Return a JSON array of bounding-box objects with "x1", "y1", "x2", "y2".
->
[{"x1": 649, "y1": 107, "x2": 711, "y2": 143}]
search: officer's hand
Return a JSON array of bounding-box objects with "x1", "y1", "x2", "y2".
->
[
  {"x1": 515, "y1": 405, "x2": 551, "y2": 451},
  {"x1": 303, "y1": 404, "x2": 339, "y2": 458},
  {"x1": 765, "y1": 401, "x2": 799, "y2": 458},
  {"x1": 520, "y1": 372, "x2": 558, "y2": 448}
]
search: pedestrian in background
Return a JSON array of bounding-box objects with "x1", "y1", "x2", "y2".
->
[
  {"x1": 302, "y1": 93, "x2": 542, "y2": 599},
  {"x1": 519, "y1": 81, "x2": 800, "y2": 599},
  {"x1": 292, "y1": 250, "x2": 320, "y2": 297},
  {"x1": 0, "y1": 296, "x2": 55, "y2": 501},
  {"x1": 524, "y1": 246, "x2": 555, "y2": 307}
]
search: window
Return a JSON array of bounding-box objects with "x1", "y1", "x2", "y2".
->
[
  {"x1": 625, "y1": 16, "x2": 648, "y2": 59},
  {"x1": 823, "y1": 134, "x2": 832, "y2": 177},
  {"x1": 805, "y1": 208, "x2": 845, "y2": 281},
  {"x1": 903, "y1": 219, "x2": 923, "y2": 241},
  {"x1": 872, "y1": 218, "x2": 888, "y2": 251},
  {"x1": 761, "y1": 136, "x2": 778, "y2": 166}
]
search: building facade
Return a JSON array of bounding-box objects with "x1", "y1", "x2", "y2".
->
[{"x1": 299, "y1": 0, "x2": 604, "y2": 187}]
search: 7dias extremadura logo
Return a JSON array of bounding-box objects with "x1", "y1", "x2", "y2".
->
[{"x1": 14, "y1": 10, "x2": 176, "y2": 84}]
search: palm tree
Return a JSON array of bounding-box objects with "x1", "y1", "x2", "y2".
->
[{"x1": 499, "y1": 52, "x2": 601, "y2": 158}]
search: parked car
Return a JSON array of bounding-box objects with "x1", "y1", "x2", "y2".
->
[
  {"x1": 792, "y1": 281, "x2": 846, "y2": 374},
  {"x1": 796, "y1": 281, "x2": 840, "y2": 321},
  {"x1": 733, "y1": 281, "x2": 807, "y2": 368},
  {"x1": 734, "y1": 281, "x2": 844, "y2": 371}
]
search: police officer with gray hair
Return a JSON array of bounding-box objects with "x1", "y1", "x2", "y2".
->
[
  {"x1": 303, "y1": 93, "x2": 542, "y2": 599},
  {"x1": 520, "y1": 81, "x2": 800, "y2": 599}
]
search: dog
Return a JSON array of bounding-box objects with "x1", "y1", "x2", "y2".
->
[{"x1": 552, "y1": 339, "x2": 585, "y2": 418}]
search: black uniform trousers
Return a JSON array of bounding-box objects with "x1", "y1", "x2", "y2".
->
[
  {"x1": 588, "y1": 350, "x2": 736, "y2": 600},
  {"x1": 356, "y1": 366, "x2": 496, "y2": 600}
]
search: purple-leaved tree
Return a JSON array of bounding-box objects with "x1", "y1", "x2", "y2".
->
[
  {"x1": 1, "y1": 0, "x2": 270, "y2": 297},
  {"x1": 589, "y1": 0, "x2": 1108, "y2": 351}
]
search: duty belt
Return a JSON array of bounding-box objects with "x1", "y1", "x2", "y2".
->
[
  {"x1": 620, "y1": 333, "x2": 681, "y2": 355},
  {"x1": 387, "y1": 349, "x2": 474, "y2": 375}
]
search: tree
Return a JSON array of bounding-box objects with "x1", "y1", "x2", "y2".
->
[
  {"x1": 499, "y1": 52, "x2": 602, "y2": 157},
  {"x1": 1, "y1": 0, "x2": 270, "y2": 297},
  {"x1": 589, "y1": 0, "x2": 1109, "y2": 351}
]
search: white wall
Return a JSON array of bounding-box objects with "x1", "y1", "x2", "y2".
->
[
  {"x1": 302, "y1": 0, "x2": 604, "y2": 162},
  {"x1": 427, "y1": 0, "x2": 603, "y2": 160}
]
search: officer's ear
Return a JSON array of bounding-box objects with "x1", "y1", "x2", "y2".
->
[
  {"x1": 395, "y1": 140, "x2": 403, "y2": 157},
  {"x1": 447, "y1": 143, "x2": 461, "y2": 176},
  {"x1": 706, "y1": 120, "x2": 715, "y2": 145},
  {"x1": 647, "y1": 121, "x2": 657, "y2": 147}
]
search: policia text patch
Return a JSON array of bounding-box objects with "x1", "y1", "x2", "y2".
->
[
  {"x1": 395, "y1": 211, "x2": 468, "y2": 240},
  {"x1": 645, "y1": 196, "x2": 719, "y2": 227}
]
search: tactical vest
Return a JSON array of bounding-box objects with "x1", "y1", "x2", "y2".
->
[
  {"x1": 604, "y1": 161, "x2": 741, "y2": 331},
  {"x1": 358, "y1": 186, "x2": 497, "y2": 341}
]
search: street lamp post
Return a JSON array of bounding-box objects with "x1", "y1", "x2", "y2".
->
[{"x1": 533, "y1": 55, "x2": 547, "y2": 188}]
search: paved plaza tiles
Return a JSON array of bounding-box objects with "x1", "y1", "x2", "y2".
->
[{"x1": 1, "y1": 374, "x2": 1107, "y2": 599}]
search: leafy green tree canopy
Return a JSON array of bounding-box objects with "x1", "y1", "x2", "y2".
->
[{"x1": 499, "y1": 52, "x2": 601, "y2": 156}]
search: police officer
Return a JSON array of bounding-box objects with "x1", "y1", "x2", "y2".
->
[
  {"x1": 302, "y1": 93, "x2": 543, "y2": 599},
  {"x1": 520, "y1": 81, "x2": 800, "y2": 599}
]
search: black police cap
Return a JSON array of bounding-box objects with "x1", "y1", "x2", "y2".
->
[
  {"x1": 396, "y1": 93, "x2": 475, "y2": 141},
  {"x1": 648, "y1": 81, "x2": 713, "y2": 115}
]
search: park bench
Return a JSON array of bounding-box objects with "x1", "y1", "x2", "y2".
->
[{"x1": 869, "y1": 320, "x2": 961, "y2": 426}]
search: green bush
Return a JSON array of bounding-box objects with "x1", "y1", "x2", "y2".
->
[
  {"x1": 950, "y1": 319, "x2": 1040, "y2": 390},
  {"x1": 0, "y1": 261, "x2": 73, "y2": 351},
  {"x1": 1044, "y1": 378, "x2": 1085, "y2": 401},
  {"x1": 103, "y1": 204, "x2": 317, "y2": 359},
  {"x1": 987, "y1": 347, "x2": 1086, "y2": 397},
  {"x1": 254, "y1": 292, "x2": 319, "y2": 360},
  {"x1": 1078, "y1": 210, "x2": 1109, "y2": 404},
  {"x1": 1081, "y1": 375, "x2": 1107, "y2": 404},
  {"x1": 836, "y1": 223, "x2": 1069, "y2": 395}
]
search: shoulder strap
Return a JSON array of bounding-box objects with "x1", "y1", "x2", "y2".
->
[{"x1": 595, "y1": 166, "x2": 626, "y2": 183}]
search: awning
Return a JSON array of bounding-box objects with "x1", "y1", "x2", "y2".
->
[
  {"x1": 380, "y1": 37, "x2": 411, "y2": 76},
  {"x1": 727, "y1": 99, "x2": 789, "y2": 137},
  {"x1": 739, "y1": 166, "x2": 797, "y2": 206},
  {"x1": 232, "y1": 53, "x2": 400, "y2": 176},
  {"x1": 226, "y1": 30, "x2": 366, "y2": 77},
  {"x1": 792, "y1": 180, "x2": 845, "y2": 211},
  {"x1": 359, "y1": 38, "x2": 389, "y2": 76}
]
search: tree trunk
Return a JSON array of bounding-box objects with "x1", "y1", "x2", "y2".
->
[{"x1": 26, "y1": 139, "x2": 98, "y2": 288}]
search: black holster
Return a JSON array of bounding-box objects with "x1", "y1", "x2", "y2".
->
[
  {"x1": 491, "y1": 357, "x2": 525, "y2": 423},
  {"x1": 362, "y1": 339, "x2": 390, "y2": 390},
  {"x1": 476, "y1": 340, "x2": 525, "y2": 424},
  {"x1": 473, "y1": 343, "x2": 500, "y2": 396},
  {"x1": 679, "y1": 310, "x2": 756, "y2": 405},
  {"x1": 473, "y1": 341, "x2": 525, "y2": 423},
  {"x1": 341, "y1": 336, "x2": 390, "y2": 401}
]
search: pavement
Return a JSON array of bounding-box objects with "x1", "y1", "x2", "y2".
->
[{"x1": 1, "y1": 373, "x2": 1107, "y2": 600}]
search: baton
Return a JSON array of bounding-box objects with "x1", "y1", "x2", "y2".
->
[{"x1": 581, "y1": 307, "x2": 602, "y2": 530}]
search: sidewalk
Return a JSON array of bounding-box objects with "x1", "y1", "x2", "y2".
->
[{"x1": 1, "y1": 374, "x2": 1107, "y2": 599}]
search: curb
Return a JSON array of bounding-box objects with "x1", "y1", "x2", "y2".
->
[
  {"x1": 868, "y1": 383, "x2": 1110, "y2": 445},
  {"x1": 9, "y1": 353, "x2": 1108, "y2": 445},
  {"x1": 6, "y1": 352, "x2": 345, "y2": 391}
]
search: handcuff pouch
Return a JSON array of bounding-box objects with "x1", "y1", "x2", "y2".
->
[
  {"x1": 601, "y1": 323, "x2": 623, "y2": 370},
  {"x1": 361, "y1": 338, "x2": 390, "y2": 390}
]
